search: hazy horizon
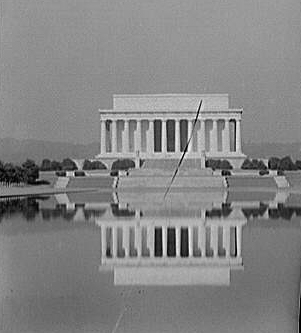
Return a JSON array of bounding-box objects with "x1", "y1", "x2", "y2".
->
[{"x1": 1, "y1": 0, "x2": 301, "y2": 144}]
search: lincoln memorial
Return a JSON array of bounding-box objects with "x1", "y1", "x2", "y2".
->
[{"x1": 96, "y1": 94, "x2": 245, "y2": 167}]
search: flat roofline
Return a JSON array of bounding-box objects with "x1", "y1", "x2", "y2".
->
[
  {"x1": 98, "y1": 108, "x2": 243, "y2": 112},
  {"x1": 113, "y1": 93, "x2": 229, "y2": 98}
]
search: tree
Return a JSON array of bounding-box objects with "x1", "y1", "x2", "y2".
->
[
  {"x1": 278, "y1": 156, "x2": 297, "y2": 171},
  {"x1": 61, "y1": 158, "x2": 78, "y2": 171},
  {"x1": 241, "y1": 159, "x2": 253, "y2": 169},
  {"x1": 50, "y1": 160, "x2": 62, "y2": 171},
  {"x1": 91, "y1": 160, "x2": 107, "y2": 170},
  {"x1": 22, "y1": 159, "x2": 39, "y2": 184},
  {"x1": 111, "y1": 159, "x2": 135, "y2": 171},
  {"x1": 4, "y1": 163, "x2": 15, "y2": 186},
  {"x1": 268, "y1": 157, "x2": 280, "y2": 170},
  {"x1": 219, "y1": 160, "x2": 233, "y2": 170},
  {"x1": 40, "y1": 159, "x2": 52, "y2": 171},
  {"x1": 295, "y1": 160, "x2": 301, "y2": 170},
  {"x1": 256, "y1": 160, "x2": 267, "y2": 170},
  {"x1": 82, "y1": 159, "x2": 92, "y2": 170}
]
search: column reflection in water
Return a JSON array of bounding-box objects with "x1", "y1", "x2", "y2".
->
[{"x1": 98, "y1": 206, "x2": 247, "y2": 286}]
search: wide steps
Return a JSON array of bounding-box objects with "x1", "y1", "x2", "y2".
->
[
  {"x1": 274, "y1": 176, "x2": 289, "y2": 188},
  {"x1": 285, "y1": 172, "x2": 301, "y2": 188},
  {"x1": 227, "y1": 176, "x2": 277, "y2": 188},
  {"x1": 67, "y1": 176, "x2": 113, "y2": 188},
  {"x1": 143, "y1": 158, "x2": 204, "y2": 170},
  {"x1": 54, "y1": 177, "x2": 69, "y2": 188},
  {"x1": 117, "y1": 175, "x2": 224, "y2": 189}
]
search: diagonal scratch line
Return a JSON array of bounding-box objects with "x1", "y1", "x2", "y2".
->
[{"x1": 164, "y1": 100, "x2": 202, "y2": 199}]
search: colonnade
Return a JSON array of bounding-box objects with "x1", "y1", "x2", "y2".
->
[
  {"x1": 100, "y1": 222, "x2": 243, "y2": 261},
  {"x1": 99, "y1": 117, "x2": 242, "y2": 156}
]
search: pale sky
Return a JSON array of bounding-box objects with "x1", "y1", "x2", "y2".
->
[{"x1": 1, "y1": 0, "x2": 301, "y2": 144}]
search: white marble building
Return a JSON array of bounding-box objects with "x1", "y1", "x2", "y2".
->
[{"x1": 96, "y1": 94, "x2": 246, "y2": 167}]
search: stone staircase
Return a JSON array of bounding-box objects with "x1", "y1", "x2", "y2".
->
[
  {"x1": 274, "y1": 176, "x2": 290, "y2": 189},
  {"x1": 285, "y1": 172, "x2": 301, "y2": 188},
  {"x1": 227, "y1": 176, "x2": 277, "y2": 188},
  {"x1": 54, "y1": 177, "x2": 70, "y2": 188},
  {"x1": 142, "y1": 158, "x2": 204, "y2": 170},
  {"x1": 67, "y1": 176, "x2": 113, "y2": 189}
]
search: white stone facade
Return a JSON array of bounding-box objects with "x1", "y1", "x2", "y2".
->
[{"x1": 96, "y1": 94, "x2": 245, "y2": 164}]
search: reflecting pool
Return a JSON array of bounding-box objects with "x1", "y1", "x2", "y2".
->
[{"x1": 0, "y1": 190, "x2": 300, "y2": 332}]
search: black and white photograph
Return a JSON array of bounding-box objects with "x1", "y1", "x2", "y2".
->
[{"x1": 0, "y1": 1, "x2": 300, "y2": 332}]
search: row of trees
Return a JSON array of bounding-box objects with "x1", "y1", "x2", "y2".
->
[
  {"x1": 40, "y1": 158, "x2": 78, "y2": 171},
  {"x1": 40, "y1": 158, "x2": 107, "y2": 171},
  {"x1": 241, "y1": 156, "x2": 301, "y2": 171},
  {"x1": 0, "y1": 160, "x2": 39, "y2": 186}
]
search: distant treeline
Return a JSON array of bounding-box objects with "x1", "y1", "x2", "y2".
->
[{"x1": 0, "y1": 159, "x2": 39, "y2": 186}]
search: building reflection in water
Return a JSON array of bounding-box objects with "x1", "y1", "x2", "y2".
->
[
  {"x1": 97, "y1": 206, "x2": 246, "y2": 286},
  {"x1": 1, "y1": 190, "x2": 301, "y2": 286}
]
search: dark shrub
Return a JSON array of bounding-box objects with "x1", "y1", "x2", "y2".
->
[
  {"x1": 111, "y1": 159, "x2": 135, "y2": 171},
  {"x1": 33, "y1": 179, "x2": 50, "y2": 185},
  {"x1": 278, "y1": 156, "x2": 297, "y2": 171},
  {"x1": 55, "y1": 170, "x2": 66, "y2": 177},
  {"x1": 241, "y1": 158, "x2": 253, "y2": 169},
  {"x1": 268, "y1": 157, "x2": 280, "y2": 170},
  {"x1": 74, "y1": 171, "x2": 85, "y2": 177},
  {"x1": 295, "y1": 160, "x2": 301, "y2": 170},
  {"x1": 83, "y1": 160, "x2": 107, "y2": 170},
  {"x1": 206, "y1": 159, "x2": 220, "y2": 170},
  {"x1": 277, "y1": 170, "x2": 284, "y2": 176},
  {"x1": 40, "y1": 159, "x2": 52, "y2": 171},
  {"x1": 241, "y1": 158, "x2": 267, "y2": 170},
  {"x1": 259, "y1": 169, "x2": 269, "y2": 176},
  {"x1": 50, "y1": 160, "x2": 62, "y2": 171},
  {"x1": 91, "y1": 160, "x2": 107, "y2": 170},
  {"x1": 221, "y1": 170, "x2": 231, "y2": 176},
  {"x1": 61, "y1": 158, "x2": 78, "y2": 171},
  {"x1": 219, "y1": 160, "x2": 233, "y2": 170},
  {"x1": 257, "y1": 160, "x2": 267, "y2": 170},
  {"x1": 82, "y1": 159, "x2": 92, "y2": 170}
]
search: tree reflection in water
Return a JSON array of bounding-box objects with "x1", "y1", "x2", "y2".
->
[
  {"x1": 0, "y1": 196, "x2": 42, "y2": 222},
  {"x1": 0, "y1": 195, "x2": 301, "y2": 223}
]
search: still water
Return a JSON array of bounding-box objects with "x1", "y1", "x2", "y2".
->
[{"x1": 0, "y1": 190, "x2": 300, "y2": 333}]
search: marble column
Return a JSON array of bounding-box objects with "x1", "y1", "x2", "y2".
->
[
  {"x1": 211, "y1": 119, "x2": 218, "y2": 152},
  {"x1": 161, "y1": 119, "x2": 167, "y2": 153},
  {"x1": 223, "y1": 227, "x2": 231, "y2": 258},
  {"x1": 148, "y1": 226, "x2": 155, "y2": 257},
  {"x1": 123, "y1": 119, "x2": 129, "y2": 153},
  {"x1": 188, "y1": 226, "x2": 194, "y2": 257},
  {"x1": 100, "y1": 120, "x2": 106, "y2": 154},
  {"x1": 162, "y1": 226, "x2": 167, "y2": 257},
  {"x1": 123, "y1": 226, "x2": 130, "y2": 257},
  {"x1": 198, "y1": 225, "x2": 206, "y2": 257},
  {"x1": 187, "y1": 119, "x2": 193, "y2": 152},
  {"x1": 223, "y1": 119, "x2": 230, "y2": 153},
  {"x1": 112, "y1": 226, "x2": 118, "y2": 257},
  {"x1": 236, "y1": 119, "x2": 242, "y2": 153},
  {"x1": 236, "y1": 226, "x2": 242, "y2": 257},
  {"x1": 111, "y1": 120, "x2": 117, "y2": 153},
  {"x1": 176, "y1": 227, "x2": 181, "y2": 257},
  {"x1": 101, "y1": 226, "x2": 107, "y2": 258},
  {"x1": 175, "y1": 119, "x2": 180, "y2": 153},
  {"x1": 148, "y1": 120, "x2": 154, "y2": 154},
  {"x1": 198, "y1": 119, "x2": 205, "y2": 152},
  {"x1": 135, "y1": 226, "x2": 142, "y2": 257},
  {"x1": 211, "y1": 225, "x2": 219, "y2": 257},
  {"x1": 135, "y1": 119, "x2": 142, "y2": 153}
]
